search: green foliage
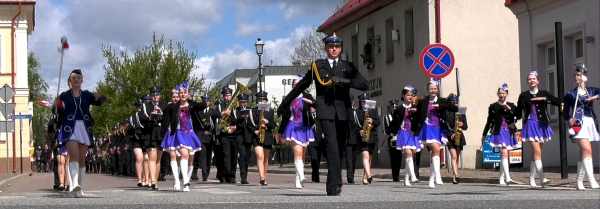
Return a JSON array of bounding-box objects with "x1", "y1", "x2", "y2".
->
[
  {"x1": 91, "y1": 33, "x2": 206, "y2": 136},
  {"x1": 28, "y1": 52, "x2": 52, "y2": 148},
  {"x1": 270, "y1": 95, "x2": 281, "y2": 133}
]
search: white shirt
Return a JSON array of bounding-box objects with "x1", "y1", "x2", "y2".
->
[{"x1": 327, "y1": 57, "x2": 339, "y2": 68}]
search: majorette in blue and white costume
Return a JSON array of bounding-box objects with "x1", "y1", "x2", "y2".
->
[
  {"x1": 283, "y1": 74, "x2": 315, "y2": 147},
  {"x1": 485, "y1": 84, "x2": 521, "y2": 151},
  {"x1": 161, "y1": 86, "x2": 180, "y2": 151},
  {"x1": 412, "y1": 78, "x2": 457, "y2": 188},
  {"x1": 396, "y1": 85, "x2": 421, "y2": 152},
  {"x1": 514, "y1": 70, "x2": 561, "y2": 187},
  {"x1": 416, "y1": 79, "x2": 451, "y2": 147},
  {"x1": 57, "y1": 68, "x2": 106, "y2": 197},
  {"x1": 563, "y1": 65, "x2": 600, "y2": 190},
  {"x1": 393, "y1": 85, "x2": 420, "y2": 186},
  {"x1": 164, "y1": 81, "x2": 205, "y2": 192},
  {"x1": 482, "y1": 83, "x2": 520, "y2": 185}
]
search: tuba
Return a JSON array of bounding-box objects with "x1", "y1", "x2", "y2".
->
[
  {"x1": 454, "y1": 113, "x2": 463, "y2": 146},
  {"x1": 259, "y1": 110, "x2": 267, "y2": 144},
  {"x1": 219, "y1": 82, "x2": 251, "y2": 134}
]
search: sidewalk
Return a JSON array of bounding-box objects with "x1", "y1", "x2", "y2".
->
[
  {"x1": 0, "y1": 173, "x2": 28, "y2": 192},
  {"x1": 248, "y1": 164, "x2": 600, "y2": 188}
]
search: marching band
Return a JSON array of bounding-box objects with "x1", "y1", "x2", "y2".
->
[{"x1": 46, "y1": 33, "x2": 599, "y2": 198}]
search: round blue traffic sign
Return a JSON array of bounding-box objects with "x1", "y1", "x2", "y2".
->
[{"x1": 419, "y1": 44, "x2": 455, "y2": 79}]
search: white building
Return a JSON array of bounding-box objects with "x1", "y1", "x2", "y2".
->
[
  {"x1": 216, "y1": 66, "x2": 314, "y2": 106},
  {"x1": 318, "y1": 0, "x2": 520, "y2": 168},
  {"x1": 506, "y1": 0, "x2": 600, "y2": 166}
]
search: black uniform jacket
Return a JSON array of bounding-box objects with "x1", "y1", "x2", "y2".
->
[
  {"x1": 514, "y1": 90, "x2": 560, "y2": 124},
  {"x1": 445, "y1": 111, "x2": 468, "y2": 146},
  {"x1": 279, "y1": 59, "x2": 368, "y2": 120},
  {"x1": 482, "y1": 102, "x2": 517, "y2": 136},
  {"x1": 246, "y1": 107, "x2": 277, "y2": 146},
  {"x1": 411, "y1": 96, "x2": 458, "y2": 134},
  {"x1": 191, "y1": 106, "x2": 221, "y2": 144},
  {"x1": 138, "y1": 101, "x2": 168, "y2": 140},
  {"x1": 351, "y1": 108, "x2": 381, "y2": 144}
]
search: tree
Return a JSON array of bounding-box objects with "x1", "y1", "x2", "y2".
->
[
  {"x1": 290, "y1": 26, "x2": 327, "y2": 66},
  {"x1": 28, "y1": 52, "x2": 53, "y2": 148},
  {"x1": 91, "y1": 33, "x2": 206, "y2": 136}
]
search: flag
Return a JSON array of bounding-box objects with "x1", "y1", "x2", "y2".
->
[{"x1": 37, "y1": 101, "x2": 52, "y2": 107}]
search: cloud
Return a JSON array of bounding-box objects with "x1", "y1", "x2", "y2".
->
[
  {"x1": 235, "y1": 22, "x2": 276, "y2": 37},
  {"x1": 233, "y1": 0, "x2": 339, "y2": 21},
  {"x1": 31, "y1": 0, "x2": 223, "y2": 98},
  {"x1": 196, "y1": 26, "x2": 314, "y2": 86}
]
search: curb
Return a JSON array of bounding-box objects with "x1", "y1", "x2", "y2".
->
[
  {"x1": 248, "y1": 168, "x2": 498, "y2": 184},
  {"x1": 0, "y1": 173, "x2": 28, "y2": 192}
]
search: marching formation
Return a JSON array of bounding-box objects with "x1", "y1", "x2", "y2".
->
[{"x1": 45, "y1": 34, "x2": 599, "y2": 198}]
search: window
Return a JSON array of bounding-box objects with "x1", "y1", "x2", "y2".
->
[
  {"x1": 545, "y1": 44, "x2": 558, "y2": 120},
  {"x1": 404, "y1": 9, "x2": 414, "y2": 54},
  {"x1": 385, "y1": 18, "x2": 394, "y2": 61}
]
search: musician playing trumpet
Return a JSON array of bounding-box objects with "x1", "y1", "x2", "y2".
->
[
  {"x1": 352, "y1": 94, "x2": 380, "y2": 185},
  {"x1": 444, "y1": 94, "x2": 468, "y2": 184},
  {"x1": 248, "y1": 91, "x2": 276, "y2": 186}
]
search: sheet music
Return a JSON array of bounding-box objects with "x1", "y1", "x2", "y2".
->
[{"x1": 258, "y1": 103, "x2": 270, "y2": 111}]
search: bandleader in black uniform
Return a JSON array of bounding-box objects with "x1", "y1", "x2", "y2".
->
[{"x1": 278, "y1": 33, "x2": 368, "y2": 196}]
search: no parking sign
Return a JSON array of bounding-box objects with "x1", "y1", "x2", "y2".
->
[{"x1": 419, "y1": 44, "x2": 455, "y2": 79}]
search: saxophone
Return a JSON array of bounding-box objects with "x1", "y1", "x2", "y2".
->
[
  {"x1": 454, "y1": 113, "x2": 463, "y2": 146},
  {"x1": 362, "y1": 109, "x2": 373, "y2": 143},
  {"x1": 219, "y1": 82, "x2": 251, "y2": 134},
  {"x1": 258, "y1": 110, "x2": 267, "y2": 144}
]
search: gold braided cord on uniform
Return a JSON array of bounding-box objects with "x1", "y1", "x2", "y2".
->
[{"x1": 311, "y1": 61, "x2": 332, "y2": 86}]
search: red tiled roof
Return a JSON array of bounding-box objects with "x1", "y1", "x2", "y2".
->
[
  {"x1": 505, "y1": 0, "x2": 525, "y2": 7},
  {"x1": 317, "y1": 0, "x2": 376, "y2": 33}
]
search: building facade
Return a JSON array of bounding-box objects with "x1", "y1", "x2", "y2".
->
[
  {"x1": 215, "y1": 66, "x2": 314, "y2": 107},
  {"x1": 318, "y1": 0, "x2": 519, "y2": 168},
  {"x1": 0, "y1": 0, "x2": 36, "y2": 173},
  {"x1": 506, "y1": 0, "x2": 600, "y2": 166}
]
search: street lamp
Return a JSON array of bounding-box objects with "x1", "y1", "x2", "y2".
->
[{"x1": 255, "y1": 38, "x2": 265, "y2": 92}]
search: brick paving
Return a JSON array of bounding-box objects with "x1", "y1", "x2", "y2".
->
[{"x1": 250, "y1": 164, "x2": 600, "y2": 188}]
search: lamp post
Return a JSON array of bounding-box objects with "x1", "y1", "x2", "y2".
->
[{"x1": 255, "y1": 38, "x2": 265, "y2": 92}]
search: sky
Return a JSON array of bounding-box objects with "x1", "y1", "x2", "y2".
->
[{"x1": 30, "y1": 0, "x2": 343, "y2": 99}]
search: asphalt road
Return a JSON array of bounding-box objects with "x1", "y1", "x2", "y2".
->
[{"x1": 0, "y1": 172, "x2": 598, "y2": 209}]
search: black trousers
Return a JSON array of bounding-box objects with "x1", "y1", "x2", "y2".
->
[
  {"x1": 414, "y1": 150, "x2": 422, "y2": 178},
  {"x1": 237, "y1": 141, "x2": 252, "y2": 181},
  {"x1": 53, "y1": 150, "x2": 59, "y2": 187},
  {"x1": 160, "y1": 151, "x2": 170, "y2": 176},
  {"x1": 221, "y1": 135, "x2": 238, "y2": 181},
  {"x1": 388, "y1": 146, "x2": 402, "y2": 180},
  {"x1": 319, "y1": 118, "x2": 348, "y2": 193},
  {"x1": 213, "y1": 140, "x2": 224, "y2": 181},
  {"x1": 199, "y1": 142, "x2": 213, "y2": 179},
  {"x1": 307, "y1": 144, "x2": 324, "y2": 181},
  {"x1": 344, "y1": 144, "x2": 358, "y2": 181}
]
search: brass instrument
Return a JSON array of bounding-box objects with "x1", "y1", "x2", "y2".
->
[
  {"x1": 454, "y1": 113, "x2": 463, "y2": 146},
  {"x1": 219, "y1": 82, "x2": 251, "y2": 134},
  {"x1": 259, "y1": 110, "x2": 267, "y2": 144},
  {"x1": 362, "y1": 108, "x2": 373, "y2": 143}
]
